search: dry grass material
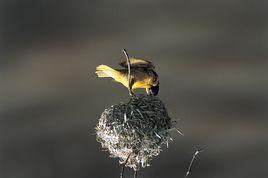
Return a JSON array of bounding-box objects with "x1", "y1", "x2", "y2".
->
[{"x1": 96, "y1": 95, "x2": 175, "y2": 171}]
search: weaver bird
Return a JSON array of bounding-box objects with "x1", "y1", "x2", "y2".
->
[{"x1": 95, "y1": 55, "x2": 159, "y2": 96}]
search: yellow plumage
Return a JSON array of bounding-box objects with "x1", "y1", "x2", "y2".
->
[{"x1": 95, "y1": 58, "x2": 159, "y2": 96}]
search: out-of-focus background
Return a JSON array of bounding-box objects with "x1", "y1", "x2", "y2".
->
[{"x1": 1, "y1": 1, "x2": 268, "y2": 178}]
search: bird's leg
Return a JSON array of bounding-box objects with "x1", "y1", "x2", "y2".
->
[
  {"x1": 146, "y1": 87, "x2": 151, "y2": 95},
  {"x1": 120, "y1": 153, "x2": 131, "y2": 178}
]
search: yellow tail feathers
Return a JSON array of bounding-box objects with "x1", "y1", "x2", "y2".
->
[{"x1": 95, "y1": 65, "x2": 119, "y2": 79}]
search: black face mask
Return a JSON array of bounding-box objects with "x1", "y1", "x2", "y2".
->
[{"x1": 149, "y1": 83, "x2": 159, "y2": 96}]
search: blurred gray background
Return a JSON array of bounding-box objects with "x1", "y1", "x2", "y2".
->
[{"x1": 1, "y1": 0, "x2": 268, "y2": 178}]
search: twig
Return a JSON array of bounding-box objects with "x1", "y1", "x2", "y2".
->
[
  {"x1": 134, "y1": 170, "x2": 138, "y2": 178},
  {"x1": 120, "y1": 153, "x2": 131, "y2": 178},
  {"x1": 184, "y1": 149, "x2": 203, "y2": 178},
  {"x1": 122, "y1": 49, "x2": 133, "y2": 96}
]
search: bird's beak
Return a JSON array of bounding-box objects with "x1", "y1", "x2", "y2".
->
[{"x1": 149, "y1": 82, "x2": 159, "y2": 96}]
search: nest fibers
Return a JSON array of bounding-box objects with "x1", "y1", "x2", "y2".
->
[{"x1": 96, "y1": 95, "x2": 175, "y2": 170}]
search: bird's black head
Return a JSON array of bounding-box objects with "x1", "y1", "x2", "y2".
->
[{"x1": 149, "y1": 82, "x2": 159, "y2": 96}]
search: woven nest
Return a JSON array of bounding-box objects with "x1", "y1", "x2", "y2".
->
[{"x1": 96, "y1": 95, "x2": 175, "y2": 170}]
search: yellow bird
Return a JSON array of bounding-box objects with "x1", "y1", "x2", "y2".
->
[{"x1": 95, "y1": 58, "x2": 159, "y2": 96}]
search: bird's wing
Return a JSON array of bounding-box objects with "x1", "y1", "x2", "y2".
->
[{"x1": 119, "y1": 58, "x2": 155, "y2": 69}]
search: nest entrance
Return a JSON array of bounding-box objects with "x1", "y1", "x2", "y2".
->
[{"x1": 96, "y1": 95, "x2": 173, "y2": 170}]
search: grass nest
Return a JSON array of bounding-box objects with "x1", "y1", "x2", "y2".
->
[{"x1": 96, "y1": 95, "x2": 175, "y2": 171}]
